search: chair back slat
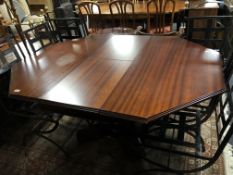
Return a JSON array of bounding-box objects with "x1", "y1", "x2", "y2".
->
[
  {"x1": 185, "y1": 15, "x2": 233, "y2": 82},
  {"x1": 23, "y1": 22, "x2": 54, "y2": 54},
  {"x1": 147, "y1": 0, "x2": 175, "y2": 33},
  {"x1": 47, "y1": 17, "x2": 88, "y2": 41},
  {"x1": 185, "y1": 16, "x2": 233, "y2": 50},
  {"x1": 109, "y1": 0, "x2": 135, "y2": 30},
  {"x1": 77, "y1": 1, "x2": 103, "y2": 32}
]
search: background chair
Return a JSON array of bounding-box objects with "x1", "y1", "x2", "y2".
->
[
  {"x1": 109, "y1": 0, "x2": 136, "y2": 33},
  {"x1": 146, "y1": 0, "x2": 176, "y2": 34},
  {"x1": 76, "y1": 1, "x2": 104, "y2": 34}
]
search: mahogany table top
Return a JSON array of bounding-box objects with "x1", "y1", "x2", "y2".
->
[{"x1": 9, "y1": 34, "x2": 225, "y2": 123}]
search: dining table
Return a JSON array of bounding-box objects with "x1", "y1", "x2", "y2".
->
[{"x1": 9, "y1": 34, "x2": 225, "y2": 124}]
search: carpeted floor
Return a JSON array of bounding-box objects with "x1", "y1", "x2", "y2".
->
[{"x1": 0, "y1": 113, "x2": 225, "y2": 175}]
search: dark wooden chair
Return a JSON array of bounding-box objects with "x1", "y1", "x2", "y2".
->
[
  {"x1": 146, "y1": 0, "x2": 176, "y2": 34},
  {"x1": 76, "y1": 1, "x2": 104, "y2": 33},
  {"x1": 23, "y1": 22, "x2": 55, "y2": 54},
  {"x1": 185, "y1": 16, "x2": 233, "y2": 50},
  {"x1": 109, "y1": 0, "x2": 136, "y2": 33},
  {"x1": 178, "y1": 1, "x2": 231, "y2": 38},
  {"x1": 47, "y1": 17, "x2": 88, "y2": 41}
]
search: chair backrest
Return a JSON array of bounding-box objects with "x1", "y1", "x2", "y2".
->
[
  {"x1": 77, "y1": 1, "x2": 101, "y2": 15},
  {"x1": 23, "y1": 22, "x2": 55, "y2": 54},
  {"x1": 185, "y1": 1, "x2": 231, "y2": 39},
  {"x1": 48, "y1": 17, "x2": 88, "y2": 41},
  {"x1": 185, "y1": 16, "x2": 233, "y2": 49},
  {"x1": 146, "y1": 0, "x2": 176, "y2": 33},
  {"x1": 77, "y1": 1, "x2": 103, "y2": 33},
  {"x1": 109, "y1": 0, "x2": 135, "y2": 30}
]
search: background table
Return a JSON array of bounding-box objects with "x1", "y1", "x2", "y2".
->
[
  {"x1": 9, "y1": 34, "x2": 225, "y2": 123},
  {"x1": 77, "y1": 0, "x2": 218, "y2": 15}
]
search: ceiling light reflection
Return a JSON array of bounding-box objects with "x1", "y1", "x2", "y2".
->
[
  {"x1": 55, "y1": 53, "x2": 76, "y2": 66},
  {"x1": 202, "y1": 49, "x2": 220, "y2": 62},
  {"x1": 111, "y1": 35, "x2": 135, "y2": 58},
  {"x1": 45, "y1": 84, "x2": 83, "y2": 106}
]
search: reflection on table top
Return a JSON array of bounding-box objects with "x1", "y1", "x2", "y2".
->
[{"x1": 9, "y1": 34, "x2": 225, "y2": 123}]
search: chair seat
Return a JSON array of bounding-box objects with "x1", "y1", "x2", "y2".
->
[{"x1": 149, "y1": 25, "x2": 172, "y2": 34}]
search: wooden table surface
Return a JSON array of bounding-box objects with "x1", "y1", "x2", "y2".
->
[{"x1": 9, "y1": 34, "x2": 225, "y2": 123}]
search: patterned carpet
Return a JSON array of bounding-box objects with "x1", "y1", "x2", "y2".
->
[
  {"x1": 224, "y1": 139, "x2": 233, "y2": 175},
  {"x1": 0, "y1": 112, "x2": 225, "y2": 175}
]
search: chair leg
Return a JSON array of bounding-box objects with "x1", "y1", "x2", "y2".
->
[
  {"x1": 195, "y1": 112, "x2": 202, "y2": 154},
  {"x1": 177, "y1": 114, "x2": 186, "y2": 142},
  {"x1": 15, "y1": 25, "x2": 31, "y2": 56},
  {"x1": 22, "y1": 114, "x2": 70, "y2": 157}
]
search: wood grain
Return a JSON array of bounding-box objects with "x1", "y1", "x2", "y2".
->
[
  {"x1": 9, "y1": 36, "x2": 110, "y2": 99},
  {"x1": 9, "y1": 35, "x2": 225, "y2": 123},
  {"x1": 41, "y1": 58, "x2": 132, "y2": 111},
  {"x1": 101, "y1": 36, "x2": 225, "y2": 122}
]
